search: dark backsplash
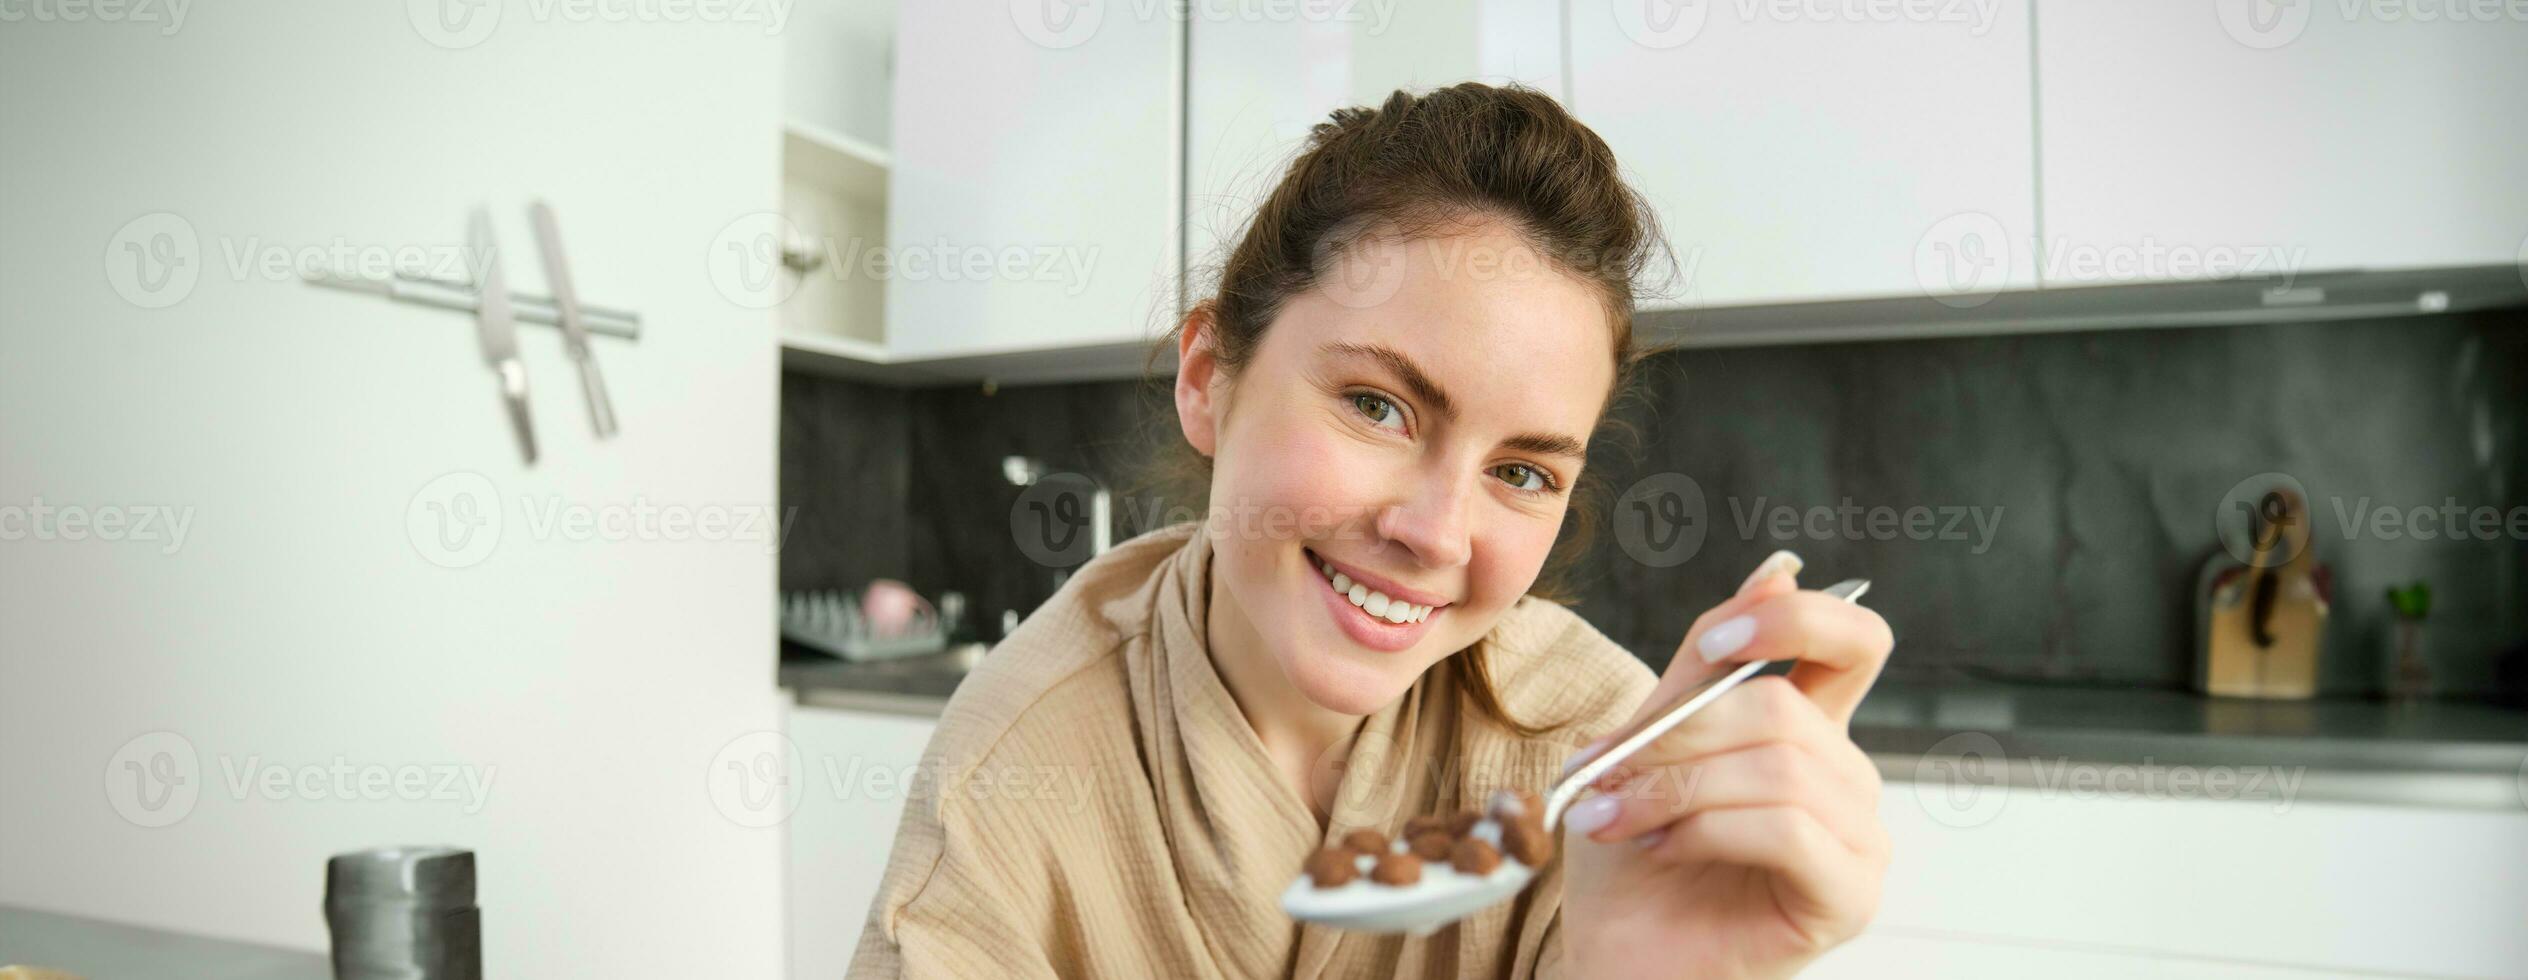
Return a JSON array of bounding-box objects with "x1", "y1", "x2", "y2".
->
[{"x1": 782, "y1": 311, "x2": 2528, "y2": 701}]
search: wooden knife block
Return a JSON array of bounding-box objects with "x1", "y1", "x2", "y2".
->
[{"x1": 2198, "y1": 492, "x2": 2330, "y2": 700}]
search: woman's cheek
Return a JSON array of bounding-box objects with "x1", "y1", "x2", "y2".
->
[
  {"x1": 1473, "y1": 520, "x2": 1557, "y2": 609},
  {"x1": 1247, "y1": 426, "x2": 1386, "y2": 530}
]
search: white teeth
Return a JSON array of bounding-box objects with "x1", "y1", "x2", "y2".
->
[{"x1": 1314, "y1": 552, "x2": 1436, "y2": 625}]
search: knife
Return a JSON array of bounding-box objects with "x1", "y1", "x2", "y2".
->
[
  {"x1": 527, "y1": 200, "x2": 618, "y2": 438},
  {"x1": 468, "y1": 207, "x2": 537, "y2": 464}
]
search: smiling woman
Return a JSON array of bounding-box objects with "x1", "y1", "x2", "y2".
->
[{"x1": 847, "y1": 83, "x2": 1896, "y2": 980}]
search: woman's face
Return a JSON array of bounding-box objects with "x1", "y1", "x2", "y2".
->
[{"x1": 1180, "y1": 215, "x2": 1617, "y2": 717}]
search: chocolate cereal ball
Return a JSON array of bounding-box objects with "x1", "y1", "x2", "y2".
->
[
  {"x1": 1342, "y1": 828, "x2": 1390, "y2": 856},
  {"x1": 1305, "y1": 847, "x2": 1359, "y2": 888},
  {"x1": 1370, "y1": 853, "x2": 1423, "y2": 886},
  {"x1": 1408, "y1": 830, "x2": 1454, "y2": 861},
  {"x1": 1450, "y1": 837, "x2": 1503, "y2": 875},
  {"x1": 1500, "y1": 818, "x2": 1553, "y2": 866}
]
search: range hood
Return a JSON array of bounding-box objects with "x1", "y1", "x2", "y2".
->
[
  {"x1": 784, "y1": 264, "x2": 2528, "y2": 386},
  {"x1": 1648, "y1": 264, "x2": 2528, "y2": 350}
]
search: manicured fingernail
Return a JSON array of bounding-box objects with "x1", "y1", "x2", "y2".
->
[
  {"x1": 1738, "y1": 549, "x2": 1803, "y2": 593},
  {"x1": 1697, "y1": 615, "x2": 1757, "y2": 663},
  {"x1": 1635, "y1": 827, "x2": 1670, "y2": 851},
  {"x1": 1565, "y1": 795, "x2": 1620, "y2": 835},
  {"x1": 1561, "y1": 737, "x2": 1611, "y2": 776}
]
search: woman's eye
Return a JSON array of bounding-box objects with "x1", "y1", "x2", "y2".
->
[
  {"x1": 1350, "y1": 393, "x2": 1405, "y2": 432},
  {"x1": 1495, "y1": 463, "x2": 1551, "y2": 493}
]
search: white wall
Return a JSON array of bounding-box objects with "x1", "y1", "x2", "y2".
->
[{"x1": 0, "y1": 6, "x2": 789, "y2": 977}]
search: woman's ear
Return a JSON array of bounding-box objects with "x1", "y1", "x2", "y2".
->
[{"x1": 1173, "y1": 304, "x2": 1222, "y2": 458}]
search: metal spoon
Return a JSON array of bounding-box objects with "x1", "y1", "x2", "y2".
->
[{"x1": 1281, "y1": 578, "x2": 1871, "y2": 935}]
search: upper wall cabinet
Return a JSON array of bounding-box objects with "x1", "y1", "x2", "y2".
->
[
  {"x1": 1567, "y1": 0, "x2": 2039, "y2": 310},
  {"x1": 2036, "y1": 2, "x2": 2528, "y2": 286},
  {"x1": 1186, "y1": 0, "x2": 1566, "y2": 278},
  {"x1": 884, "y1": 1, "x2": 1183, "y2": 361}
]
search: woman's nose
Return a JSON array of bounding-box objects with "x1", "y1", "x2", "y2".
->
[{"x1": 1374, "y1": 470, "x2": 1473, "y2": 569}]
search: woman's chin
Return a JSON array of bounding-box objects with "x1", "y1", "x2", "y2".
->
[{"x1": 1283, "y1": 650, "x2": 1421, "y2": 717}]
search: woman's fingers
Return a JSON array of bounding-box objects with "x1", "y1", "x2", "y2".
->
[
  {"x1": 1690, "y1": 588, "x2": 1894, "y2": 727},
  {"x1": 1568, "y1": 705, "x2": 1883, "y2": 854},
  {"x1": 1640, "y1": 804, "x2": 1883, "y2": 943}
]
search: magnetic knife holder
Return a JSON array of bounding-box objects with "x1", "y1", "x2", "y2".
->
[{"x1": 302, "y1": 267, "x2": 643, "y2": 339}]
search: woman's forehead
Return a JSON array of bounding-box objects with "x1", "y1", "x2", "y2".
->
[{"x1": 1267, "y1": 229, "x2": 1617, "y2": 437}]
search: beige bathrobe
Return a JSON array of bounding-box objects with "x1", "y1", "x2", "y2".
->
[{"x1": 846, "y1": 522, "x2": 1656, "y2": 979}]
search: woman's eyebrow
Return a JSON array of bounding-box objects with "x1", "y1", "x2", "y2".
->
[
  {"x1": 1319, "y1": 341, "x2": 1589, "y2": 461},
  {"x1": 1324, "y1": 341, "x2": 1458, "y2": 420},
  {"x1": 1501, "y1": 431, "x2": 1588, "y2": 462}
]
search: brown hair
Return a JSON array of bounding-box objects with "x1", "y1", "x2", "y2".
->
[{"x1": 1147, "y1": 82, "x2": 1672, "y2": 738}]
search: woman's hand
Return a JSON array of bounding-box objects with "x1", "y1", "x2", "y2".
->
[{"x1": 1557, "y1": 550, "x2": 1895, "y2": 980}]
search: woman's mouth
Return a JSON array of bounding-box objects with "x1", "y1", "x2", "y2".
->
[{"x1": 1306, "y1": 548, "x2": 1445, "y2": 653}]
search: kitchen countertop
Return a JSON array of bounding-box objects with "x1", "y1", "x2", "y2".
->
[
  {"x1": 0, "y1": 905, "x2": 328, "y2": 979},
  {"x1": 781, "y1": 648, "x2": 2528, "y2": 809},
  {"x1": 781, "y1": 642, "x2": 978, "y2": 715}
]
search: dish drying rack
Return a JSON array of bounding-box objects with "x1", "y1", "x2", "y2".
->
[{"x1": 780, "y1": 589, "x2": 958, "y2": 662}]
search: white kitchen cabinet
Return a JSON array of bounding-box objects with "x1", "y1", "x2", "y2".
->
[
  {"x1": 882, "y1": 0, "x2": 1183, "y2": 361},
  {"x1": 1830, "y1": 770, "x2": 2528, "y2": 978},
  {"x1": 1566, "y1": 0, "x2": 2039, "y2": 310},
  {"x1": 2035, "y1": 2, "x2": 2528, "y2": 286},
  {"x1": 1186, "y1": 0, "x2": 1566, "y2": 279},
  {"x1": 785, "y1": 703, "x2": 938, "y2": 979},
  {"x1": 777, "y1": 1, "x2": 897, "y2": 369},
  {"x1": 0, "y1": 11, "x2": 788, "y2": 980}
]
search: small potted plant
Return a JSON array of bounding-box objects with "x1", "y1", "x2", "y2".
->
[{"x1": 2385, "y1": 580, "x2": 2432, "y2": 704}]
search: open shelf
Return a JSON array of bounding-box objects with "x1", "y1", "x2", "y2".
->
[
  {"x1": 777, "y1": 117, "x2": 891, "y2": 376},
  {"x1": 781, "y1": 119, "x2": 889, "y2": 204}
]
